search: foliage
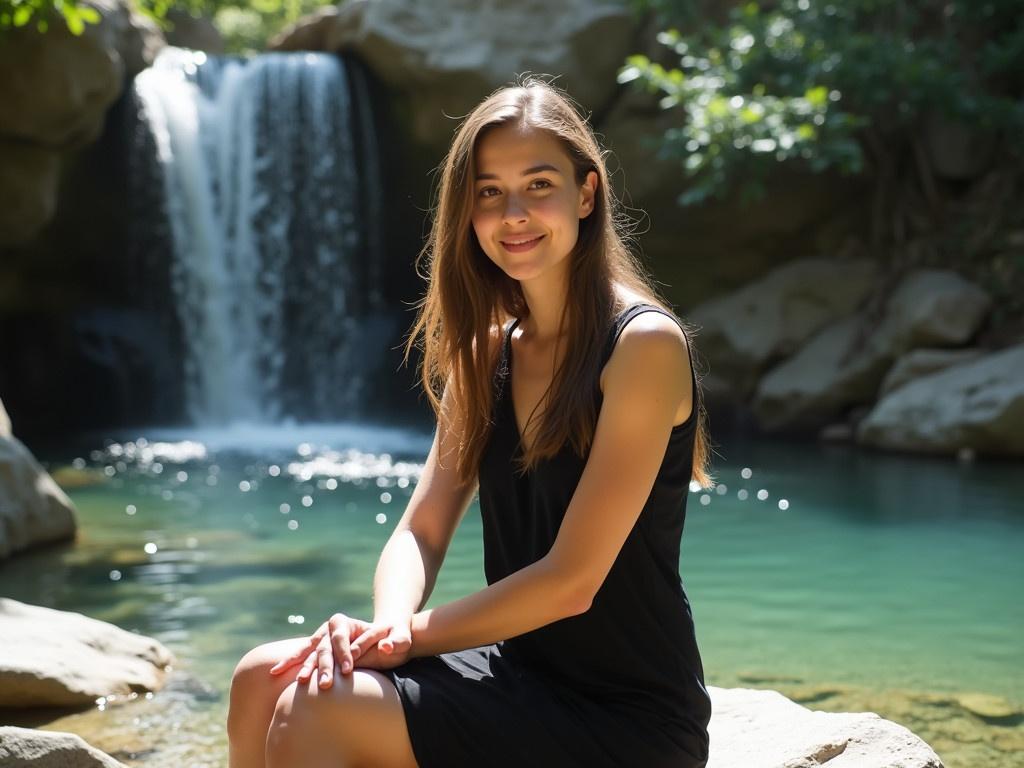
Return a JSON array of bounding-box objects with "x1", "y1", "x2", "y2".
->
[
  {"x1": 620, "y1": 0, "x2": 1024, "y2": 207},
  {"x1": 0, "y1": 0, "x2": 100, "y2": 35},
  {"x1": 0, "y1": 0, "x2": 336, "y2": 52}
]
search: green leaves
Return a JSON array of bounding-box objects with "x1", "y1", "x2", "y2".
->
[
  {"x1": 1, "y1": 0, "x2": 102, "y2": 35},
  {"x1": 0, "y1": 0, "x2": 340, "y2": 51},
  {"x1": 622, "y1": 0, "x2": 1024, "y2": 206}
]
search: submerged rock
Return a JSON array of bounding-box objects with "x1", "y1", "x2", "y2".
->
[
  {"x1": 0, "y1": 599, "x2": 175, "y2": 708},
  {"x1": 0, "y1": 726, "x2": 128, "y2": 767},
  {"x1": 707, "y1": 686, "x2": 944, "y2": 767},
  {"x1": 955, "y1": 693, "x2": 1021, "y2": 721}
]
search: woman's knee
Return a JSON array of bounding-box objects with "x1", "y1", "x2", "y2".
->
[{"x1": 227, "y1": 638, "x2": 308, "y2": 739}]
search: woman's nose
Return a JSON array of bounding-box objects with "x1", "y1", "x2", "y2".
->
[{"x1": 502, "y1": 194, "x2": 528, "y2": 224}]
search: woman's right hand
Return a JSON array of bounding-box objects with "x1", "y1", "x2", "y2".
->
[{"x1": 267, "y1": 612, "x2": 411, "y2": 689}]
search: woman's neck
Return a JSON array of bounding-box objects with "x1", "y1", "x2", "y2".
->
[{"x1": 519, "y1": 272, "x2": 570, "y2": 344}]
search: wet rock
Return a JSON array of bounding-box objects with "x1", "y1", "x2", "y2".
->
[
  {"x1": 0, "y1": 599, "x2": 174, "y2": 708},
  {"x1": 707, "y1": 686, "x2": 944, "y2": 767},
  {"x1": 0, "y1": 406, "x2": 77, "y2": 559},
  {"x1": 0, "y1": 726, "x2": 128, "y2": 767},
  {"x1": 857, "y1": 344, "x2": 1024, "y2": 457}
]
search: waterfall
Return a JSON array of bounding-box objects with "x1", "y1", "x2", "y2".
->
[{"x1": 131, "y1": 48, "x2": 383, "y2": 426}]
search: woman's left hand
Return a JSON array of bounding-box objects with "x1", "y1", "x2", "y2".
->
[{"x1": 349, "y1": 618, "x2": 414, "y2": 671}]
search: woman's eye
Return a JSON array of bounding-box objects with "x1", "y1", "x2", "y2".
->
[{"x1": 478, "y1": 179, "x2": 551, "y2": 199}]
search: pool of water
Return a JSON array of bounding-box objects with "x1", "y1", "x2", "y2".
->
[{"x1": 2, "y1": 423, "x2": 1021, "y2": 767}]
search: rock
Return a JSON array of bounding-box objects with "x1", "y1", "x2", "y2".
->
[
  {"x1": 874, "y1": 269, "x2": 991, "y2": 352},
  {"x1": 856, "y1": 344, "x2": 1024, "y2": 456},
  {"x1": 0, "y1": 599, "x2": 174, "y2": 707},
  {"x1": 0, "y1": 0, "x2": 165, "y2": 246},
  {"x1": 707, "y1": 686, "x2": 944, "y2": 767},
  {"x1": 270, "y1": 0, "x2": 634, "y2": 149},
  {"x1": 0, "y1": 425, "x2": 78, "y2": 560},
  {"x1": 0, "y1": 397, "x2": 10, "y2": 438},
  {"x1": 753, "y1": 316, "x2": 879, "y2": 430},
  {"x1": 879, "y1": 348, "x2": 985, "y2": 396},
  {"x1": 0, "y1": 726, "x2": 128, "y2": 767},
  {"x1": 753, "y1": 269, "x2": 992, "y2": 431},
  {"x1": 688, "y1": 258, "x2": 878, "y2": 399},
  {"x1": 164, "y1": 8, "x2": 225, "y2": 53},
  {"x1": 0, "y1": 137, "x2": 64, "y2": 248},
  {"x1": 954, "y1": 693, "x2": 1021, "y2": 721}
]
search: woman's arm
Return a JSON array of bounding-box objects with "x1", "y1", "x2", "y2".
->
[
  {"x1": 407, "y1": 313, "x2": 693, "y2": 658},
  {"x1": 373, "y1": 379, "x2": 480, "y2": 623}
]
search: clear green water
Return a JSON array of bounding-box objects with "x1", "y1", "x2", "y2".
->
[{"x1": 2, "y1": 425, "x2": 1021, "y2": 767}]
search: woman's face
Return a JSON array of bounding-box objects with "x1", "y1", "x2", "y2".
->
[{"x1": 471, "y1": 124, "x2": 598, "y2": 286}]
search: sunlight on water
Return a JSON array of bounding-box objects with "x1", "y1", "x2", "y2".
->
[{"x1": 2, "y1": 427, "x2": 1021, "y2": 767}]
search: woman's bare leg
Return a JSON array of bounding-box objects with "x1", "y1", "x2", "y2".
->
[
  {"x1": 265, "y1": 667, "x2": 418, "y2": 768},
  {"x1": 228, "y1": 638, "x2": 418, "y2": 768},
  {"x1": 228, "y1": 638, "x2": 312, "y2": 768}
]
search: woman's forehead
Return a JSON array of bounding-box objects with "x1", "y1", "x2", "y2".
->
[{"x1": 474, "y1": 125, "x2": 571, "y2": 175}]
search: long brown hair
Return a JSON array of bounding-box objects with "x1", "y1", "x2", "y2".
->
[{"x1": 403, "y1": 75, "x2": 712, "y2": 488}]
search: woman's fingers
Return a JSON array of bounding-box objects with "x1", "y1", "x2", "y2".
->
[
  {"x1": 328, "y1": 613, "x2": 354, "y2": 677},
  {"x1": 268, "y1": 623, "x2": 327, "y2": 675},
  {"x1": 384, "y1": 630, "x2": 412, "y2": 655},
  {"x1": 295, "y1": 649, "x2": 318, "y2": 684},
  {"x1": 315, "y1": 632, "x2": 335, "y2": 688},
  {"x1": 350, "y1": 624, "x2": 391, "y2": 659}
]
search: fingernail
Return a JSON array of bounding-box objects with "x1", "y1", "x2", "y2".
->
[
  {"x1": 342, "y1": 660, "x2": 351, "y2": 672},
  {"x1": 320, "y1": 672, "x2": 330, "y2": 684}
]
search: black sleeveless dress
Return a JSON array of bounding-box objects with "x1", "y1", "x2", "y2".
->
[{"x1": 383, "y1": 303, "x2": 712, "y2": 767}]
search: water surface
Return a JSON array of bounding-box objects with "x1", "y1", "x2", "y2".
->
[{"x1": 2, "y1": 425, "x2": 1020, "y2": 767}]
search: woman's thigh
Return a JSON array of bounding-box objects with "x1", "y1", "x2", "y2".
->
[{"x1": 271, "y1": 666, "x2": 418, "y2": 768}]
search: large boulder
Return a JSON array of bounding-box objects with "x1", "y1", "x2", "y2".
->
[
  {"x1": 879, "y1": 348, "x2": 985, "y2": 397},
  {"x1": 0, "y1": 599, "x2": 175, "y2": 707},
  {"x1": 0, "y1": 727, "x2": 128, "y2": 767},
  {"x1": 707, "y1": 686, "x2": 944, "y2": 767},
  {"x1": 0, "y1": 0, "x2": 164, "y2": 246},
  {"x1": 753, "y1": 269, "x2": 992, "y2": 431},
  {"x1": 270, "y1": 0, "x2": 635, "y2": 150},
  {"x1": 0, "y1": 400, "x2": 77, "y2": 559},
  {"x1": 857, "y1": 344, "x2": 1024, "y2": 456},
  {"x1": 688, "y1": 257, "x2": 878, "y2": 400}
]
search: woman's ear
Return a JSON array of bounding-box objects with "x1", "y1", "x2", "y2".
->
[{"x1": 579, "y1": 170, "x2": 599, "y2": 219}]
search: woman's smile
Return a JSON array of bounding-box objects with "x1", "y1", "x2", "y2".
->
[{"x1": 500, "y1": 234, "x2": 545, "y2": 253}]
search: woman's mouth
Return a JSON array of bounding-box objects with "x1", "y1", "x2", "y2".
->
[{"x1": 500, "y1": 235, "x2": 545, "y2": 253}]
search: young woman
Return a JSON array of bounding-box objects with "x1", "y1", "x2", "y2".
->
[{"x1": 227, "y1": 76, "x2": 713, "y2": 768}]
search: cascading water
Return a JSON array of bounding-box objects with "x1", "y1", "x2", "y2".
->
[{"x1": 131, "y1": 48, "x2": 384, "y2": 426}]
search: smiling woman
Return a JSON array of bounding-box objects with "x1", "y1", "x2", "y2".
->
[{"x1": 227, "y1": 75, "x2": 714, "y2": 768}]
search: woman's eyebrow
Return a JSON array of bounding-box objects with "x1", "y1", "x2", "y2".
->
[{"x1": 475, "y1": 163, "x2": 562, "y2": 181}]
